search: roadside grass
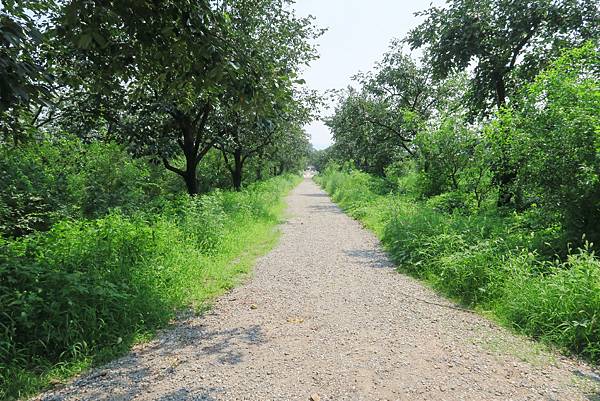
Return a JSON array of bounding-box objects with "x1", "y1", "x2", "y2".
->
[
  {"x1": 469, "y1": 326, "x2": 557, "y2": 367},
  {"x1": 315, "y1": 168, "x2": 600, "y2": 366},
  {"x1": 0, "y1": 175, "x2": 300, "y2": 401}
]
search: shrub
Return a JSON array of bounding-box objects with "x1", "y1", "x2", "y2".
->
[
  {"x1": 0, "y1": 138, "x2": 80, "y2": 237},
  {"x1": 0, "y1": 174, "x2": 299, "y2": 400},
  {"x1": 318, "y1": 167, "x2": 600, "y2": 362},
  {"x1": 425, "y1": 191, "x2": 470, "y2": 214},
  {"x1": 490, "y1": 43, "x2": 600, "y2": 245},
  {"x1": 0, "y1": 137, "x2": 167, "y2": 238},
  {"x1": 497, "y1": 248, "x2": 600, "y2": 361},
  {"x1": 428, "y1": 239, "x2": 507, "y2": 305}
]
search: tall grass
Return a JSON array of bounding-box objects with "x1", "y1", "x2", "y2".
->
[
  {"x1": 316, "y1": 167, "x2": 600, "y2": 364},
  {"x1": 0, "y1": 175, "x2": 300, "y2": 400}
]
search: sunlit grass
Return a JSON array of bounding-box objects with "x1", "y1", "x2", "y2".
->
[
  {"x1": 317, "y1": 168, "x2": 600, "y2": 365},
  {"x1": 0, "y1": 175, "x2": 300, "y2": 400}
]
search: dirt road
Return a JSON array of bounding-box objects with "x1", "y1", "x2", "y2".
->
[{"x1": 38, "y1": 179, "x2": 599, "y2": 401}]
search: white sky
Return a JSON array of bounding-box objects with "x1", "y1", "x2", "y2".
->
[{"x1": 293, "y1": 0, "x2": 446, "y2": 149}]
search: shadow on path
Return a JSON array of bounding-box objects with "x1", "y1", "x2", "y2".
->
[
  {"x1": 41, "y1": 324, "x2": 267, "y2": 401},
  {"x1": 299, "y1": 193, "x2": 329, "y2": 198},
  {"x1": 308, "y1": 203, "x2": 343, "y2": 214},
  {"x1": 343, "y1": 248, "x2": 394, "y2": 270}
]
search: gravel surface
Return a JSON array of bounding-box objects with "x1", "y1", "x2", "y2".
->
[{"x1": 37, "y1": 178, "x2": 600, "y2": 401}]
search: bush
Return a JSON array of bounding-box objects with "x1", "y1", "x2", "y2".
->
[
  {"x1": 414, "y1": 118, "x2": 494, "y2": 207},
  {"x1": 318, "y1": 167, "x2": 600, "y2": 362},
  {"x1": 497, "y1": 248, "x2": 600, "y2": 361},
  {"x1": 0, "y1": 137, "x2": 168, "y2": 238},
  {"x1": 0, "y1": 138, "x2": 79, "y2": 237},
  {"x1": 68, "y1": 142, "x2": 156, "y2": 218},
  {"x1": 429, "y1": 239, "x2": 507, "y2": 305},
  {"x1": 0, "y1": 174, "x2": 299, "y2": 400},
  {"x1": 490, "y1": 43, "x2": 600, "y2": 245},
  {"x1": 425, "y1": 191, "x2": 470, "y2": 214}
]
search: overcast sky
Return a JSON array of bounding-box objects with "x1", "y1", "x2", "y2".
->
[{"x1": 293, "y1": 0, "x2": 446, "y2": 149}]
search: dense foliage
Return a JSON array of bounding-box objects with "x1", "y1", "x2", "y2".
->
[
  {"x1": 1, "y1": 170, "x2": 299, "y2": 399},
  {"x1": 317, "y1": 168, "x2": 600, "y2": 363},
  {"x1": 319, "y1": 0, "x2": 599, "y2": 364},
  {"x1": 1, "y1": 0, "x2": 318, "y2": 398},
  {"x1": 325, "y1": 41, "x2": 599, "y2": 250},
  {"x1": 3, "y1": 0, "x2": 318, "y2": 193},
  {"x1": 406, "y1": 0, "x2": 599, "y2": 113},
  {"x1": 490, "y1": 45, "x2": 600, "y2": 244}
]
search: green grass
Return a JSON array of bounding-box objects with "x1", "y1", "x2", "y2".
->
[
  {"x1": 0, "y1": 174, "x2": 300, "y2": 401},
  {"x1": 316, "y1": 168, "x2": 600, "y2": 365}
]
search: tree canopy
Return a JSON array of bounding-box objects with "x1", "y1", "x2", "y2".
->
[
  {"x1": 406, "y1": 0, "x2": 599, "y2": 113},
  {"x1": 2, "y1": 0, "x2": 321, "y2": 194}
]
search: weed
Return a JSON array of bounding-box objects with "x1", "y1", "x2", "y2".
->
[{"x1": 318, "y1": 168, "x2": 600, "y2": 364}]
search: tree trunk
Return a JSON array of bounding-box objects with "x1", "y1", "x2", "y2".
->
[
  {"x1": 231, "y1": 149, "x2": 244, "y2": 191},
  {"x1": 495, "y1": 164, "x2": 516, "y2": 208},
  {"x1": 494, "y1": 75, "x2": 507, "y2": 108},
  {"x1": 184, "y1": 168, "x2": 198, "y2": 195},
  {"x1": 256, "y1": 154, "x2": 263, "y2": 181},
  {"x1": 179, "y1": 145, "x2": 199, "y2": 195},
  {"x1": 163, "y1": 104, "x2": 213, "y2": 196},
  {"x1": 493, "y1": 74, "x2": 515, "y2": 207},
  {"x1": 183, "y1": 128, "x2": 199, "y2": 195},
  {"x1": 163, "y1": 125, "x2": 200, "y2": 196}
]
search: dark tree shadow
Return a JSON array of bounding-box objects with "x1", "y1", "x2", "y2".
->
[
  {"x1": 308, "y1": 204, "x2": 343, "y2": 214},
  {"x1": 155, "y1": 387, "x2": 223, "y2": 401},
  {"x1": 343, "y1": 248, "x2": 395, "y2": 270},
  {"x1": 39, "y1": 323, "x2": 267, "y2": 401},
  {"x1": 571, "y1": 370, "x2": 600, "y2": 401},
  {"x1": 300, "y1": 193, "x2": 330, "y2": 198},
  {"x1": 197, "y1": 324, "x2": 264, "y2": 365}
]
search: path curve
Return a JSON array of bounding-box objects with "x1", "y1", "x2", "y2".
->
[{"x1": 38, "y1": 179, "x2": 599, "y2": 401}]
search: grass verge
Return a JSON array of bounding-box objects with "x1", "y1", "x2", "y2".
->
[
  {"x1": 0, "y1": 174, "x2": 300, "y2": 400},
  {"x1": 315, "y1": 168, "x2": 599, "y2": 365}
]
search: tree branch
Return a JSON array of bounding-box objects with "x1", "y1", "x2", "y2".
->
[
  {"x1": 193, "y1": 102, "x2": 212, "y2": 155},
  {"x1": 162, "y1": 158, "x2": 185, "y2": 176},
  {"x1": 361, "y1": 113, "x2": 412, "y2": 143},
  {"x1": 195, "y1": 139, "x2": 215, "y2": 166},
  {"x1": 508, "y1": 26, "x2": 538, "y2": 70},
  {"x1": 220, "y1": 147, "x2": 234, "y2": 174}
]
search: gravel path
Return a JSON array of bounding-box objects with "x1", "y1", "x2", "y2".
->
[{"x1": 38, "y1": 178, "x2": 600, "y2": 401}]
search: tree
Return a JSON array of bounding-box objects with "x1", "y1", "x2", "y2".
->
[
  {"x1": 267, "y1": 124, "x2": 312, "y2": 175},
  {"x1": 210, "y1": 0, "x2": 320, "y2": 190},
  {"x1": 407, "y1": 0, "x2": 599, "y2": 206},
  {"x1": 215, "y1": 112, "x2": 276, "y2": 190},
  {"x1": 355, "y1": 42, "x2": 435, "y2": 155},
  {"x1": 416, "y1": 118, "x2": 475, "y2": 195},
  {"x1": 326, "y1": 47, "x2": 435, "y2": 175},
  {"x1": 50, "y1": 0, "x2": 320, "y2": 195},
  {"x1": 50, "y1": 0, "x2": 235, "y2": 195},
  {"x1": 326, "y1": 91, "x2": 394, "y2": 175},
  {"x1": 407, "y1": 0, "x2": 599, "y2": 113},
  {"x1": 489, "y1": 43, "x2": 600, "y2": 243},
  {"x1": 0, "y1": 0, "x2": 55, "y2": 143},
  {"x1": 308, "y1": 146, "x2": 334, "y2": 172}
]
